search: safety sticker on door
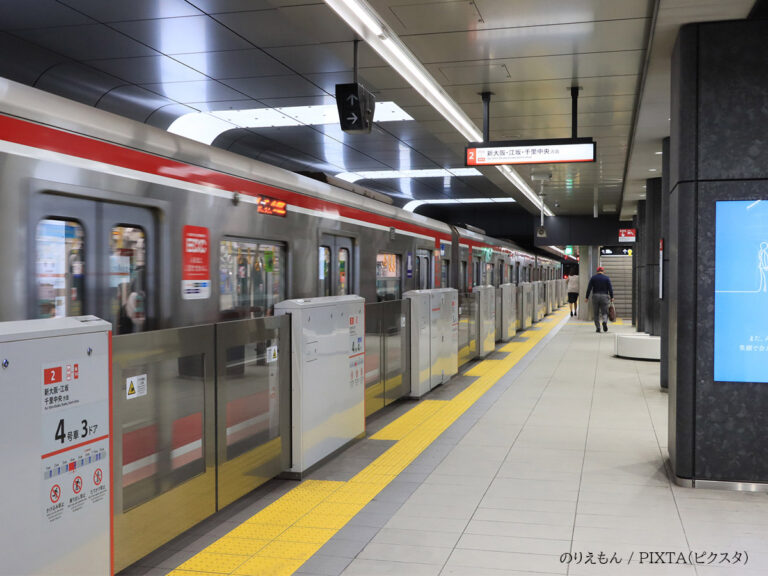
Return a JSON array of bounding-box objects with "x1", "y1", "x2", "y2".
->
[{"x1": 126, "y1": 374, "x2": 148, "y2": 399}]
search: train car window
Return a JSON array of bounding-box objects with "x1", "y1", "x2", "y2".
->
[
  {"x1": 376, "y1": 253, "x2": 401, "y2": 301},
  {"x1": 498, "y1": 263, "x2": 504, "y2": 286},
  {"x1": 36, "y1": 219, "x2": 85, "y2": 319},
  {"x1": 220, "y1": 239, "x2": 285, "y2": 318},
  {"x1": 441, "y1": 259, "x2": 450, "y2": 288},
  {"x1": 337, "y1": 248, "x2": 349, "y2": 295},
  {"x1": 460, "y1": 260, "x2": 467, "y2": 291},
  {"x1": 111, "y1": 226, "x2": 146, "y2": 334},
  {"x1": 318, "y1": 246, "x2": 331, "y2": 296}
]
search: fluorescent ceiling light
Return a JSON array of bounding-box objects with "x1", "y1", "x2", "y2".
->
[
  {"x1": 337, "y1": 167, "x2": 482, "y2": 183},
  {"x1": 169, "y1": 102, "x2": 412, "y2": 144},
  {"x1": 325, "y1": 0, "x2": 383, "y2": 38},
  {"x1": 403, "y1": 197, "x2": 516, "y2": 212},
  {"x1": 324, "y1": 0, "x2": 554, "y2": 218},
  {"x1": 548, "y1": 246, "x2": 575, "y2": 260}
]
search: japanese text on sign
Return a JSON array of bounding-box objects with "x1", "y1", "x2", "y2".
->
[
  {"x1": 466, "y1": 141, "x2": 596, "y2": 166},
  {"x1": 182, "y1": 225, "x2": 210, "y2": 300}
]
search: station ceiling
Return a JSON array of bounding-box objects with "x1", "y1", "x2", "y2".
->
[{"x1": 0, "y1": 0, "x2": 756, "y2": 228}]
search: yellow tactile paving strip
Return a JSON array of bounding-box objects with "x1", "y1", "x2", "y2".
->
[
  {"x1": 167, "y1": 307, "x2": 569, "y2": 576},
  {"x1": 569, "y1": 317, "x2": 625, "y2": 326}
]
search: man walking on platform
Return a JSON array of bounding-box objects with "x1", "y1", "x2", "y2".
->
[{"x1": 585, "y1": 266, "x2": 614, "y2": 333}]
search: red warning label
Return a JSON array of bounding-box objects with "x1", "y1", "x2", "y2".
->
[
  {"x1": 93, "y1": 469, "x2": 103, "y2": 486},
  {"x1": 73, "y1": 476, "x2": 83, "y2": 494},
  {"x1": 50, "y1": 484, "x2": 61, "y2": 503}
]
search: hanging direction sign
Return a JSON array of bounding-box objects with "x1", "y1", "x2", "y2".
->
[{"x1": 465, "y1": 138, "x2": 596, "y2": 166}]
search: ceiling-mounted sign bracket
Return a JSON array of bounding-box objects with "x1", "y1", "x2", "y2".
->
[
  {"x1": 336, "y1": 39, "x2": 376, "y2": 134},
  {"x1": 481, "y1": 91, "x2": 492, "y2": 143},
  {"x1": 570, "y1": 86, "x2": 582, "y2": 139}
]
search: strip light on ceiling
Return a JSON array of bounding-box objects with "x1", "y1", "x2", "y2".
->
[
  {"x1": 324, "y1": 0, "x2": 554, "y2": 217},
  {"x1": 403, "y1": 197, "x2": 516, "y2": 212},
  {"x1": 337, "y1": 167, "x2": 482, "y2": 183},
  {"x1": 169, "y1": 102, "x2": 412, "y2": 145}
]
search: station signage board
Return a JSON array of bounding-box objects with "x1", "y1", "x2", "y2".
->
[
  {"x1": 335, "y1": 83, "x2": 375, "y2": 134},
  {"x1": 601, "y1": 246, "x2": 632, "y2": 256},
  {"x1": 465, "y1": 138, "x2": 596, "y2": 166},
  {"x1": 618, "y1": 228, "x2": 636, "y2": 243}
]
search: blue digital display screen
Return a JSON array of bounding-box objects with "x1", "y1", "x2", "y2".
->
[{"x1": 714, "y1": 200, "x2": 768, "y2": 383}]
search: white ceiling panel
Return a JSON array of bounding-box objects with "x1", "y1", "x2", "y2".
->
[
  {"x1": 112, "y1": 16, "x2": 251, "y2": 54},
  {"x1": 401, "y1": 19, "x2": 650, "y2": 63},
  {"x1": 215, "y1": 5, "x2": 352, "y2": 47},
  {"x1": 173, "y1": 49, "x2": 295, "y2": 79},
  {"x1": 376, "y1": 0, "x2": 651, "y2": 33},
  {"x1": 222, "y1": 76, "x2": 327, "y2": 100},
  {"x1": 445, "y1": 75, "x2": 640, "y2": 105},
  {"x1": 85, "y1": 55, "x2": 209, "y2": 84},
  {"x1": 434, "y1": 51, "x2": 645, "y2": 86}
]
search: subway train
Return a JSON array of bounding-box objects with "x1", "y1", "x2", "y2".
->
[
  {"x1": 0, "y1": 78, "x2": 560, "y2": 332},
  {"x1": 0, "y1": 77, "x2": 563, "y2": 571}
]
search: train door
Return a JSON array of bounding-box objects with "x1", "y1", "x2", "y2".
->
[
  {"x1": 460, "y1": 260, "x2": 467, "y2": 291},
  {"x1": 31, "y1": 194, "x2": 156, "y2": 334},
  {"x1": 319, "y1": 234, "x2": 354, "y2": 296},
  {"x1": 473, "y1": 256, "x2": 482, "y2": 286}
]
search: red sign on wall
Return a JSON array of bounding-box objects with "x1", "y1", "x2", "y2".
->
[
  {"x1": 618, "y1": 228, "x2": 636, "y2": 243},
  {"x1": 182, "y1": 226, "x2": 210, "y2": 300}
]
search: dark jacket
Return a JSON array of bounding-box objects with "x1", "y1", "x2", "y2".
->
[{"x1": 586, "y1": 273, "x2": 613, "y2": 298}]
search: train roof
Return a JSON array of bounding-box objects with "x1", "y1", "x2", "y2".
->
[{"x1": 0, "y1": 77, "x2": 455, "y2": 237}]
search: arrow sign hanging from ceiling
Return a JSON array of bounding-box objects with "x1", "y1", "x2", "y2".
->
[{"x1": 336, "y1": 83, "x2": 376, "y2": 134}]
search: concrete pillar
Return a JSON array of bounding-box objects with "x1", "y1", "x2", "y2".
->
[
  {"x1": 660, "y1": 137, "x2": 670, "y2": 389},
  {"x1": 646, "y1": 177, "x2": 662, "y2": 336},
  {"x1": 668, "y1": 19, "x2": 768, "y2": 485}
]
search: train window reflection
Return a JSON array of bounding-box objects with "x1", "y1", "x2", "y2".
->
[
  {"x1": 220, "y1": 239, "x2": 285, "y2": 319},
  {"x1": 319, "y1": 246, "x2": 331, "y2": 296},
  {"x1": 112, "y1": 226, "x2": 147, "y2": 334},
  {"x1": 337, "y1": 248, "x2": 349, "y2": 295},
  {"x1": 36, "y1": 219, "x2": 85, "y2": 319},
  {"x1": 376, "y1": 253, "x2": 401, "y2": 301}
]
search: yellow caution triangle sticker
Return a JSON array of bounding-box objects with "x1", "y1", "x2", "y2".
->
[{"x1": 128, "y1": 382, "x2": 136, "y2": 396}]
